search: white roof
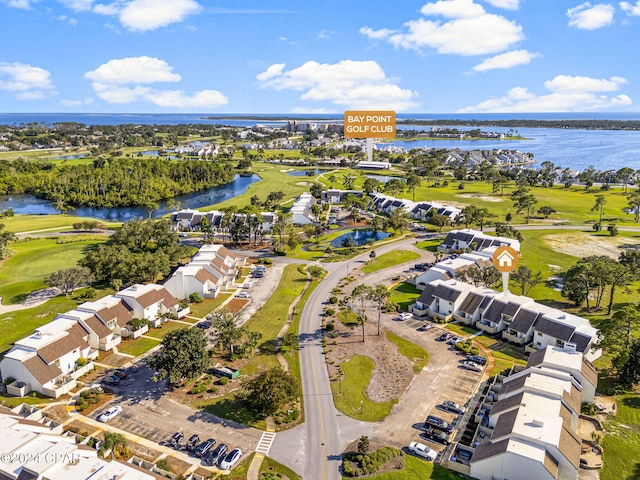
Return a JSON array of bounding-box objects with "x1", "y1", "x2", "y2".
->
[
  {"x1": 78, "y1": 295, "x2": 123, "y2": 312},
  {"x1": 15, "y1": 318, "x2": 77, "y2": 350},
  {"x1": 503, "y1": 437, "x2": 547, "y2": 463}
]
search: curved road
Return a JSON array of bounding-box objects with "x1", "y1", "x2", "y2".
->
[{"x1": 269, "y1": 235, "x2": 434, "y2": 479}]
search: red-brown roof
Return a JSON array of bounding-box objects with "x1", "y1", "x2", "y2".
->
[{"x1": 37, "y1": 324, "x2": 89, "y2": 364}]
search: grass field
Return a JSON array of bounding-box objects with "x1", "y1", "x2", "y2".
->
[
  {"x1": 331, "y1": 355, "x2": 397, "y2": 422},
  {"x1": 601, "y1": 394, "x2": 640, "y2": 480},
  {"x1": 0, "y1": 237, "x2": 103, "y2": 304},
  {"x1": 144, "y1": 321, "x2": 190, "y2": 339},
  {"x1": 345, "y1": 456, "x2": 465, "y2": 480},
  {"x1": 117, "y1": 336, "x2": 161, "y2": 357},
  {"x1": 385, "y1": 331, "x2": 429, "y2": 373},
  {"x1": 2, "y1": 215, "x2": 118, "y2": 233},
  {"x1": 243, "y1": 264, "x2": 308, "y2": 346},
  {"x1": 260, "y1": 456, "x2": 301, "y2": 479},
  {"x1": 186, "y1": 293, "x2": 232, "y2": 318},
  {"x1": 0, "y1": 296, "x2": 79, "y2": 356},
  {"x1": 389, "y1": 282, "x2": 421, "y2": 312},
  {"x1": 361, "y1": 250, "x2": 421, "y2": 275}
]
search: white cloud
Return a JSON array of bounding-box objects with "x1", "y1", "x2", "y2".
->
[
  {"x1": 567, "y1": 2, "x2": 615, "y2": 30},
  {"x1": 59, "y1": 0, "x2": 94, "y2": 11},
  {"x1": 256, "y1": 59, "x2": 419, "y2": 111},
  {"x1": 317, "y1": 29, "x2": 333, "y2": 39},
  {"x1": 472, "y1": 49, "x2": 540, "y2": 71},
  {"x1": 55, "y1": 14, "x2": 78, "y2": 26},
  {"x1": 361, "y1": 0, "x2": 524, "y2": 56},
  {"x1": 256, "y1": 64, "x2": 285, "y2": 81},
  {"x1": 60, "y1": 97, "x2": 95, "y2": 108},
  {"x1": 0, "y1": 62, "x2": 53, "y2": 91},
  {"x1": 84, "y1": 56, "x2": 181, "y2": 84},
  {"x1": 458, "y1": 75, "x2": 632, "y2": 112},
  {"x1": 483, "y1": 0, "x2": 520, "y2": 9},
  {"x1": 620, "y1": 1, "x2": 640, "y2": 15},
  {"x1": 93, "y1": 0, "x2": 201, "y2": 31},
  {"x1": 85, "y1": 56, "x2": 227, "y2": 109},
  {"x1": 145, "y1": 89, "x2": 228, "y2": 108},
  {"x1": 1, "y1": 0, "x2": 35, "y2": 9}
]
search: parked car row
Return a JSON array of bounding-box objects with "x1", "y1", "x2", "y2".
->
[{"x1": 167, "y1": 432, "x2": 242, "y2": 470}]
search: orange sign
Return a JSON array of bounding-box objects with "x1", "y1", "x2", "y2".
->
[
  {"x1": 344, "y1": 110, "x2": 396, "y2": 138},
  {"x1": 492, "y1": 245, "x2": 519, "y2": 273}
]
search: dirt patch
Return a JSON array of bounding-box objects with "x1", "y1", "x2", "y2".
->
[
  {"x1": 225, "y1": 298, "x2": 249, "y2": 313},
  {"x1": 126, "y1": 442, "x2": 162, "y2": 462},
  {"x1": 161, "y1": 456, "x2": 192, "y2": 476},
  {"x1": 544, "y1": 232, "x2": 640, "y2": 259},
  {"x1": 44, "y1": 405, "x2": 71, "y2": 424},
  {"x1": 100, "y1": 353, "x2": 132, "y2": 367},
  {"x1": 457, "y1": 193, "x2": 504, "y2": 203},
  {"x1": 325, "y1": 316, "x2": 413, "y2": 403}
]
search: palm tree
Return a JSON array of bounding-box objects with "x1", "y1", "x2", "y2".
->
[{"x1": 370, "y1": 284, "x2": 390, "y2": 336}]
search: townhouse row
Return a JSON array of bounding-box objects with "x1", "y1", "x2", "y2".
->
[
  {"x1": 0, "y1": 245, "x2": 244, "y2": 398},
  {"x1": 369, "y1": 192, "x2": 461, "y2": 222},
  {"x1": 460, "y1": 345, "x2": 599, "y2": 480},
  {"x1": 410, "y1": 278, "x2": 601, "y2": 363}
]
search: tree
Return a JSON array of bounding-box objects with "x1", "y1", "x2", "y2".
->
[
  {"x1": 428, "y1": 214, "x2": 449, "y2": 231},
  {"x1": 617, "y1": 167, "x2": 635, "y2": 192},
  {"x1": 578, "y1": 165, "x2": 597, "y2": 190},
  {"x1": 209, "y1": 310, "x2": 245, "y2": 357},
  {"x1": 45, "y1": 266, "x2": 94, "y2": 296},
  {"x1": 242, "y1": 367, "x2": 299, "y2": 416},
  {"x1": 561, "y1": 256, "x2": 618, "y2": 311},
  {"x1": 560, "y1": 168, "x2": 574, "y2": 188},
  {"x1": 538, "y1": 206, "x2": 557, "y2": 218},
  {"x1": 406, "y1": 174, "x2": 421, "y2": 201},
  {"x1": 626, "y1": 190, "x2": 640, "y2": 222},
  {"x1": 101, "y1": 432, "x2": 128, "y2": 459},
  {"x1": 591, "y1": 195, "x2": 607, "y2": 224},
  {"x1": 351, "y1": 284, "x2": 373, "y2": 342},
  {"x1": 148, "y1": 327, "x2": 209, "y2": 384},
  {"x1": 620, "y1": 339, "x2": 640, "y2": 387},
  {"x1": 510, "y1": 266, "x2": 542, "y2": 296},
  {"x1": 386, "y1": 208, "x2": 409, "y2": 235},
  {"x1": 199, "y1": 216, "x2": 213, "y2": 243},
  {"x1": 494, "y1": 223, "x2": 524, "y2": 242},
  {"x1": 510, "y1": 187, "x2": 537, "y2": 223},
  {"x1": 600, "y1": 305, "x2": 640, "y2": 355},
  {"x1": 343, "y1": 174, "x2": 356, "y2": 190},
  {"x1": 369, "y1": 284, "x2": 390, "y2": 336},
  {"x1": 357, "y1": 436, "x2": 370, "y2": 455},
  {"x1": 0, "y1": 223, "x2": 16, "y2": 259}
]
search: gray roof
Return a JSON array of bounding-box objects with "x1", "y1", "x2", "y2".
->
[
  {"x1": 492, "y1": 408, "x2": 519, "y2": 440},
  {"x1": 432, "y1": 284, "x2": 462, "y2": 302},
  {"x1": 417, "y1": 283, "x2": 437, "y2": 305},
  {"x1": 483, "y1": 299, "x2": 508, "y2": 323},
  {"x1": 534, "y1": 317, "x2": 575, "y2": 341},
  {"x1": 569, "y1": 331, "x2": 591, "y2": 353},
  {"x1": 490, "y1": 392, "x2": 524, "y2": 417},
  {"x1": 500, "y1": 372, "x2": 531, "y2": 397},
  {"x1": 479, "y1": 296, "x2": 494, "y2": 310},
  {"x1": 510, "y1": 309, "x2": 540, "y2": 334},
  {"x1": 503, "y1": 301, "x2": 521, "y2": 317},
  {"x1": 471, "y1": 438, "x2": 510, "y2": 463},
  {"x1": 458, "y1": 292, "x2": 484, "y2": 315}
]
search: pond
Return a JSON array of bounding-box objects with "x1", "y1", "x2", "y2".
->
[
  {"x1": 330, "y1": 229, "x2": 391, "y2": 247},
  {"x1": 0, "y1": 174, "x2": 261, "y2": 221},
  {"x1": 365, "y1": 174, "x2": 401, "y2": 183},
  {"x1": 51, "y1": 153, "x2": 89, "y2": 160},
  {"x1": 286, "y1": 169, "x2": 321, "y2": 177}
]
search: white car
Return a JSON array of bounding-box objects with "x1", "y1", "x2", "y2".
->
[
  {"x1": 398, "y1": 312, "x2": 413, "y2": 320},
  {"x1": 408, "y1": 441, "x2": 437, "y2": 461},
  {"x1": 235, "y1": 292, "x2": 250, "y2": 299},
  {"x1": 219, "y1": 448, "x2": 242, "y2": 470},
  {"x1": 97, "y1": 406, "x2": 122, "y2": 422}
]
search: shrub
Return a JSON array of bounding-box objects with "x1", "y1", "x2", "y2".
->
[
  {"x1": 189, "y1": 292, "x2": 203, "y2": 303},
  {"x1": 329, "y1": 296, "x2": 338, "y2": 304},
  {"x1": 77, "y1": 357, "x2": 89, "y2": 367},
  {"x1": 189, "y1": 383, "x2": 207, "y2": 394},
  {"x1": 3, "y1": 376, "x2": 16, "y2": 385},
  {"x1": 325, "y1": 308, "x2": 335, "y2": 317},
  {"x1": 218, "y1": 377, "x2": 229, "y2": 385},
  {"x1": 324, "y1": 322, "x2": 335, "y2": 332}
]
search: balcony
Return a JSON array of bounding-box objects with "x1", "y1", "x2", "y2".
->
[
  {"x1": 502, "y1": 330, "x2": 526, "y2": 345},
  {"x1": 476, "y1": 320, "x2": 500, "y2": 334},
  {"x1": 430, "y1": 310, "x2": 453, "y2": 322},
  {"x1": 525, "y1": 342, "x2": 540, "y2": 354},
  {"x1": 410, "y1": 304, "x2": 430, "y2": 318},
  {"x1": 100, "y1": 334, "x2": 122, "y2": 351}
]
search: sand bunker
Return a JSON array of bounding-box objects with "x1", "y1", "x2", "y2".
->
[
  {"x1": 544, "y1": 231, "x2": 640, "y2": 260},
  {"x1": 457, "y1": 193, "x2": 504, "y2": 203}
]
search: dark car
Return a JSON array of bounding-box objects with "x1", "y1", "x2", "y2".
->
[
  {"x1": 421, "y1": 427, "x2": 450, "y2": 445},
  {"x1": 414, "y1": 263, "x2": 428, "y2": 271},
  {"x1": 204, "y1": 443, "x2": 228, "y2": 466},
  {"x1": 196, "y1": 321, "x2": 211, "y2": 329},
  {"x1": 425, "y1": 415, "x2": 454, "y2": 434},
  {"x1": 467, "y1": 354, "x2": 487, "y2": 365},
  {"x1": 113, "y1": 369, "x2": 128, "y2": 379},
  {"x1": 186, "y1": 434, "x2": 200, "y2": 452},
  {"x1": 454, "y1": 448, "x2": 473, "y2": 462},
  {"x1": 169, "y1": 432, "x2": 184, "y2": 449},
  {"x1": 194, "y1": 438, "x2": 216, "y2": 458},
  {"x1": 102, "y1": 375, "x2": 121, "y2": 386},
  {"x1": 441, "y1": 400, "x2": 464, "y2": 415}
]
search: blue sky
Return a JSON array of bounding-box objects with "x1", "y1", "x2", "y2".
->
[{"x1": 1, "y1": 0, "x2": 640, "y2": 114}]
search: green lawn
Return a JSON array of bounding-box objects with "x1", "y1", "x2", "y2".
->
[
  {"x1": 361, "y1": 250, "x2": 421, "y2": 274},
  {"x1": 198, "y1": 394, "x2": 267, "y2": 430},
  {"x1": 331, "y1": 355, "x2": 397, "y2": 422},
  {"x1": 601, "y1": 394, "x2": 640, "y2": 480},
  {"x1": 260, "y1": 456, "x2": 301, "y2": 479},
  {"x1": 3, "y1": 215, "x2": 118, "y2": 234},
  {"x1": 385, "y1": 331, "x2": 429, "y2": 373},
  {"x1": 389, "y1": 282, "x2": 421, "y2": 312},
  {"x1": 0, "y1": 237, "x2": 103, "y2": 304},
  {"x1": 187, "y1": 294, "x2": 232, "y2": 318},
  {"x1": 144, "y1": 321, "x2": 190, "y2": 339},
  {"x1": 0, "y1": 296, "x2": 79, "y2": 357},
  {"x1": 117, "y1": 336, "x2": 161, "y2": 356},
  {"x1": 342, "y1": 455, "x2": 465, "y2": 480},
  {"x1": 243, "y1": 264, "x2": 309, "y2": 347}
]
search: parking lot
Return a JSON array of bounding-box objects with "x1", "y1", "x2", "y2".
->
[
  {"x1": 89, "y1": 361, "x2": 262, "y2": 465},
  {"x1": 372, "y1": 313, "x2": 485, "y2": 458}
]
